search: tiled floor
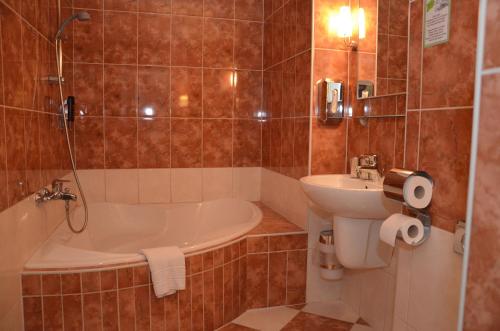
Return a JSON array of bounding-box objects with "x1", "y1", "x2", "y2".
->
[{"x1": 218, "y1": 302, "x2": 372, "y2": 331}]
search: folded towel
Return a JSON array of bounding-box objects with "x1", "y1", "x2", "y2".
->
[{"x1": 141, "y1": 246, "x2": 186, "y2": 298}]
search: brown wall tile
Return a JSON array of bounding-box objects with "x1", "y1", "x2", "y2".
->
[
  {"x1": 118, "y1": 288, "x2": 135, "y2": 331},
  {"x1": 104, "y1": 11, "x2": 138, "y2": 64},
  {"x1": 203, "y1": 270, "x2": 215, "y2": 330},
  {"x1": 171, "y1": 67, "x2": 203, "y2": 118},
  {"x1": 102, "y1": 290, "x2": 119, "y2": 331},
  {"x1": 214, "y1": 266, "x2": 224, "y2": 328},
  {"x1": 105, "y1": 117, "x2": 138, "y2": 169},
  {"x1": 246, "y1": 253, "x2": 268, "y2": 308},
  {"x1": 233, "y1": 119, "x2": 262, "y2": 166},
  {"x1": 105, "y1": 0, "x2": 137, "y2": 11},
  {"x1": 63, "y1": 294, "x2": 83, "y2": 330},
  {"x1": 165, "y1": 291, "x2": 179, "y2": 330},
  {"x1": 150, "y1": 285, "x2": 165, "y2": 331},
  {"x1": 192, "y1": 273, "x2": 204, "y2": 330},
  {"x1": 62, "y1": 273, "x2": 82, "y2": 294},
  {"x1": 74, "y1": 63, "x2": 104, "y2": 116},
  {"x1": 135, "y1": 286, "x2": 150, "y2": 331},
  {"x1": 236, "y1": 0, "x2": 264, "y2": 21},
  {"x1": 269, "y1": 252, "x2": 287, "y2": 306},
  {"x1": 235, "y1": 21, "x2": 263, "y2": 70},
  {"x1": 138, "y1": 66, "x2": 170, "y2": 117},
  {"x1": 104, "y1": 65, "x2": 138, "y2": 117},
  {"x1": 464, "y1": 72, "x2": 500, "y2": 330},
  {"x1": 138, "y1": 14, "x2": 171, "y2": 66},
  {"x1": 22, "y1": 275, "x2": 41, "y2": 296},
  {"x1": 247, "y1": 236, "x2": 269, "y2": 253},
  {"x1": 203, "y1": 119, "x2": 233, "y2": 167},
  {"x1": 203, "y1": 69, "x2": 235, "y2": 118},
  {"x1": 138, "y1": 0, "x2": 171, "y2": 13},
  {"x1": 76, "y1": 117, "x2": 105, "y2": 169},
  {"x1": 483, "y1": 1, "x2": 500, "y2": 69},
  {"x1": 171, "y1": 118, "x2": 202, "y2": 168},
  {"x1": 171, "y1": 16, "x2": 203, "y2": 66},
  {"x1": 203, "y1": 18, "x2": 234, "y2": 68},
  {"x1": 173, "y1": 0, "x2": 203, "y2": 16},
  {"x1": 178, "y1": 276, "x2": 192, "y2": 331},
  {"x1": 23, "y1": 297, "x2": 43, "y2": 331},
  {"x1": 43, "y1": 296, "x2": 63, "y2": 331},
  {"x1": 421, "y1": 1, "x2": 478, "y2": 108},
  {"x1": 269, "y1": 234, "x2": 307, "y2": 251},
  {"x1": 83, "y1": 293, "x2": 102, "y2": 331},
  {"x1": 138, "y1": 117, "x2": 171, "y2": 168},
  {"x1": 286, "y1": 250, "x2": 307, "y2": 304},
  {"x1": 418, "y1": 108, "x2": 472, "y2": 231}
]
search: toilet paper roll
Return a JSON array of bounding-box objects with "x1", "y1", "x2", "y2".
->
[
  {"x1": 403, "y1": 175, "x2": 433, "y2": 209},
  {"x1": 380, "y1": 213, "x2": 425, "y2": 247}
]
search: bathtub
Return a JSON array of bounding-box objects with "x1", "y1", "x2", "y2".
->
[{"x1": 25, "y1": 198, "x2": 262, "y2": 271}]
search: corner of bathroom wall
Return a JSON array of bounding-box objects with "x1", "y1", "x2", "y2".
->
[
  {"x1": 0, "y1": 193, "x2": 68, "y2": 328},
  {"x1": 393, "y1": 226, "x2": 462, "y2": 331},
  {"x1": 233, "y1": 167, "x2": 261, "y2": 201},
  {"x1": 260, "y1": 168, "x2": 309, "y2": 229},
  {"x1": 337, "y1": 246, "x2": 397, "y2": 331},
  {"x1": 72, "y1": 167, "x2": 262, "y2": 205},
  {"x1": 306, "y1": 208, "x2": 343, "y2": 303}
]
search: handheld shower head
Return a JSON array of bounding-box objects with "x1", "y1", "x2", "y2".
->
[{"x1": 55, "y1": 11, "x2": 91, "y2": 40}]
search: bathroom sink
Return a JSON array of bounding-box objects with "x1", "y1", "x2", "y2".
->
[{"x1": 300, "y1": 174, "x2": 400, "y2": 219}]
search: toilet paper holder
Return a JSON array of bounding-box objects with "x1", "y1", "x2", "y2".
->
[
  {"x1": 405, "y1": 208, "x2": 431, "y2": 246},
  {"x1": 383, "y1": 168, "x2": 433, "y2": 246}
]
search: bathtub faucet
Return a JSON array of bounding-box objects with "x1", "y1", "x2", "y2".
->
[{"x1": 35, "y1": 179, "x2": 77, "y2": 205}]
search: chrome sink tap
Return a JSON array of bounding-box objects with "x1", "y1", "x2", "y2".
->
[
  {"x1": 35, "y1": 179, "x2": 77, "y2": 205},
  {"x1": 351, "y1": 154, "x2": 382, "y2": 181}
]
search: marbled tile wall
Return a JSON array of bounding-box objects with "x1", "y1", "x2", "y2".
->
[
  {"x1": 376, "y1": 0, "x2": 408, "y2": 95},
  {"x1": 310, "y1": 0, "x2": 407, "y2": 176},
  {"x1": 404, "y1": 0, "x2": 477, "y2": 232},
  {"x1": 261, "y1": 0, "x2": 313, "y2": 180},
  {"x1": 311, "y1": 0, "x2": 478, "y2": 233},
  {"x1": 0, "y1": 0, "x2": 74, "y2": 213},
  {"x1": 71, "y1": 0, "x2": 265, "y2": 170},
  {"x1": 0, "y1": 0, "x2": 76, "y2": 328},
  {"x1": 464, "y1": 0, "x2": 500, "y2": 329}
]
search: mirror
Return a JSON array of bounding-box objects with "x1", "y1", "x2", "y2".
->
[{"x1": 354, "y1": 0, "x2": 409, "y2": 99}]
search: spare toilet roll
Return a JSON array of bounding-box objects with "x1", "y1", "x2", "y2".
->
[
  {"x1": 383, "y1": 169, "x2": 433, "y2": 209},
  {"x1": 402, "y1": 175, "x2": 433, "y2": 209},
  {"x1": 380, "y1": 213, "x2": 425, "y2": 247}
]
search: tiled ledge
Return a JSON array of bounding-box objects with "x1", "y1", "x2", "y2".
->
[{"x1": 249, "y1": 202, "x2": 305, "y2": 236}]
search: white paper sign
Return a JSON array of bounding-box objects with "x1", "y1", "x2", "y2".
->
[{"x1": 424, "y1": 0, "x2": 451, "y2": 47}]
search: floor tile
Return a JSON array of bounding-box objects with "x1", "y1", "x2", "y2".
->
[
  {"x1": 351, "y1": 324, "x2": 373, "y2": 331},
  {"x1": 301, "y1": 301, "x2": 359, "y2": 324},
  {"x1": 218, "y1": 323, "x2": 259, "y2": 331},
  {"x1": 281, "y1": 312, "x2": 354, "y2": 330},
  {"x1": 232, "y1": 306, "x2": 301, "y2": 331}
]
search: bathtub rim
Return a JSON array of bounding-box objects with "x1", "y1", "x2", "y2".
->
[{"x1": 21, "y1": 230, "x2": 307, "y2": 275}]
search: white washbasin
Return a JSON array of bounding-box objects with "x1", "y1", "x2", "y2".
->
[{"x1": 300, "y1": 174, "x2": 400, "y2": 219}]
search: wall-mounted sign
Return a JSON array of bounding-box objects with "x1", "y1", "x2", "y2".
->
[{"x1": 424, "y1": 0, "x2": 451, "y2": 47}]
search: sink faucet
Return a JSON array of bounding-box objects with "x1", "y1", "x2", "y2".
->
[
  {"x1": 35, "y1": 179, "x2": 77, "y2": 205},
  {"x1": 351, "y1": 154, "x2": 382, "y2": 181}
]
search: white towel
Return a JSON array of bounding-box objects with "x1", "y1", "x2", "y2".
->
[{"x1": 141, "y1": 246, "x2": 186, "y2": 298}]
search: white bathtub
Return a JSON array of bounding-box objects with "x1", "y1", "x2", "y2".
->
[{"x1": 25, "y1": 198, "x2": 262, "y2": 271}]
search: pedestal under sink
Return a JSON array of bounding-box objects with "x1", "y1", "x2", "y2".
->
[{"x1": 300, "y1": 174, "x2": 401, "y2": 269}]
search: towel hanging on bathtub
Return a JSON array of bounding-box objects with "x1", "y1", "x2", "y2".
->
[{"x1": 140, "y1": 246, "x2": 186, "y2": 298}]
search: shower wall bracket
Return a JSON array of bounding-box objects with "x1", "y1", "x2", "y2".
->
[{"x1": 41, "y1": 75, "x2": 64, "y2": 85}]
